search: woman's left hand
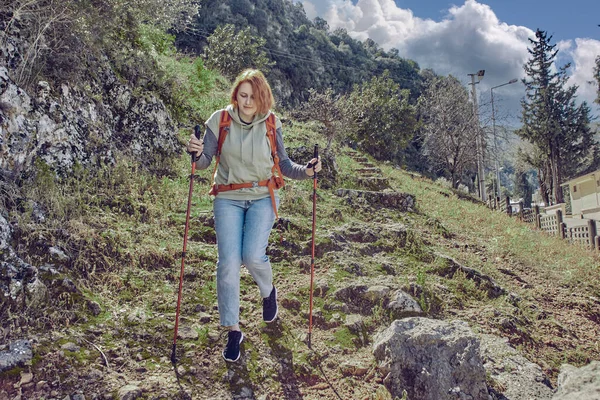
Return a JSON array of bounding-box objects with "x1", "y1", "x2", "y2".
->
[{"x1": 305, "y1": 157, "x2": 322, "y2": 177}]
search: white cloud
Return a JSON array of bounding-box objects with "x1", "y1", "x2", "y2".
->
[
  {"x1": 294, "y1": 0, "x2": 600, "y2": 119},
  {"x1": 563, "y1": 38, "x2": 600, "y2": 107},
  {"x1": 302, "y1": 1, "x2": 318, "y2": 20}
]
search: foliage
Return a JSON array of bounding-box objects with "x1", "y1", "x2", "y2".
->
[
  {"x1": 513, "y1": 157, "x2": 535, "y2": 207},
  {"x1": 517, "y1": 29, "x2": 598, "y2": 205},
  {"x1": 595, "y1": 55, "x2": 600, "y2": 105},
  {"x1": 293, "y1": 88, "x2": 347, "y2": 152},
  {"x1": 141, "y1": 26, "x2": 230, "y2": 123},
  {"x1": 418, "y1": 75, "x2": 478, "y2": 188},
  {"x1": 178, "y1": 0, "x2": 424, "y2": 107},
  {"x1": 343, "y1": 71, "x2": 417, "y2": 163},
  {"x1": 203, "y1": 24, "x2": 274, "y2": 81},
  {"x1": 1, "y1": 0, "x2": 198, "y2": 89}
]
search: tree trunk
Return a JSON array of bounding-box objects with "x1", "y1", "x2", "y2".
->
[
  {"x1": 550, "y1": 143, "x2": 564, "y2": 204},
  {"x1": 538, "y1": 167, "x2": 550, "y2": 206}
]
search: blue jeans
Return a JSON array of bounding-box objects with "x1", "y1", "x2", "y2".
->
[{"x1": 213, "y1": 196, "x2": 278, "y2": 326}]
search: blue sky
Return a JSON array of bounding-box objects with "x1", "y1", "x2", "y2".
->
[
  {"x1": 294, "y1": 0, "x2": 600, "y2": 125},
  {"x1": 394, "y1": 0, "x2": 599, "y2": 43}
]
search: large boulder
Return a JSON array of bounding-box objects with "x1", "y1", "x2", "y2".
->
[
  {"x1": 373, "y1": 317, "x2": 490, "y2": 400},
  {"x1": 553, "y1": 361, "x2": 600, "y2": 400},
  {"x1": 0, "y1": 340, "x2": 33, "y2": 373}
]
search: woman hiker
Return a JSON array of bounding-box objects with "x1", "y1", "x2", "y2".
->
[{"x1": 186, "y1": 69, "x2": 322, "y2": 362}]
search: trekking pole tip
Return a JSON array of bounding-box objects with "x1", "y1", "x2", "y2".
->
[{"x1": 170, "y1": 344, "x2": 177, "y2": 365}]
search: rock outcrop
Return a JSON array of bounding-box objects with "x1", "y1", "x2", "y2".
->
[
  {"x1": 553, "y1": 361, "x2": 600, "y2": 400},
  {"x1": 373, "y1": 317, "x2": 491, "y2": 400}
]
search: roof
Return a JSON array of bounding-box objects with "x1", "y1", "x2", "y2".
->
[{"x1": 561, "y1": 170, "x2": 600, "y2": 187}]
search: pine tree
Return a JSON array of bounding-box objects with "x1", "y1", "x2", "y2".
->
[
  {"x1": 517, "y1": 29, "x2": 597, "y2": 205},
  {"x1": 595, "y1": 55, "x2": 600, "y2": 105}
]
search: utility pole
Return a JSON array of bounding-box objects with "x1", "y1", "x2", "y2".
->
[
  {"x1": 491, "y1": 78, "x2": 518, "y2": 200},
  {"x1": 468, "y1": 70, "x2": 486, "y2": 202}
]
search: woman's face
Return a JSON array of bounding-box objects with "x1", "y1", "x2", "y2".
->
[{"x1": 236, "y1": 82, "x2": 258, "y2": 121}]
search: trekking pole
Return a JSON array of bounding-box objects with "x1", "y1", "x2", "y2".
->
[
  {"x1": 171, "y1": 125, "x2": 201, "y2": 365},
  {"x1": 308, "y1": 144, "x2": 319, "y2": 349}
]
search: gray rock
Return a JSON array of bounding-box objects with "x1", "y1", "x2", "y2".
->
[
  {"x1": 61, "y1": 342, "x2": 81, "y2": 352},
  {"x1": 87, "y1": 300, "x2": 102, "y2": 316},
  {"x1": 373, "y1": 317, "x2": 490, "y2": 400},
  {"x1": 365, "y1": 285, "x2": 391, "y2": 303},
  {"x1": 25, "y1": 277, "x2": 48, "y2": 308},
  {"x1": 1, "y1": 214, "x2": 46, "y2": 309},
  {"x1": 479, "y1": 334, "x2": 553, "y2": 399},
  {"x1": 0, "y1": 340, "x2": 33, "y2": 372},
  {"x1": 62, "y1": 278, "x2": 79, "y2": 293},
  {"x1": 126, "y1": 308, "x2": 148, "y2": 325},
  {"x1": 48, "y1": 246, "x2": 69, "y2": 262},
  {"x1": 117, "y1": 385, "x2": 142, "y2": 400},
  {"x1": 198, "y1": 312, "x2": 212, "y2": 323},
  {"x1": 177, "y1": 325, "x2": 199, "y2": 341},
  {"x1": 344, "y1": 314, "x2": 365, "y2": 333},
  {"x1": 553, "y1": 361, "x2": 600, "y2": 400},
  {"x1": 387, "y1": 290, "x2": 423, "y2": 319},
  {"x1": 434, "y1": 253, "x2": 506, "y2": 298}
]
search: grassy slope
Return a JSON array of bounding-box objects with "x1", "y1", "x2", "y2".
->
[{"x1": 3, "y1": 111, "x2": 600, "y2": 399}]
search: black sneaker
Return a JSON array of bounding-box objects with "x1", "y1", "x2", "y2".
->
[
  {"x1": 263, "y1": 285, "x2": 278, "y2": 323},
  {"x1": 222, "y1": 330, "x2": 243, "y2": 362}
]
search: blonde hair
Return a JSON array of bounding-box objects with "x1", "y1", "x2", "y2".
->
[{"x1": 230, "y1": 69, "x2": 275, "y2": 115}]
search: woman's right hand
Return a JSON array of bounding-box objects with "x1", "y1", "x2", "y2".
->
[{"x1": 187, "y1": 133, "x2": 204, "y2": 158}]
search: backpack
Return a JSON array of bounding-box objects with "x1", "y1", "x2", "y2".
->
[{"x1": 208, "y1": 111, "x2": 285, "y2": 218}]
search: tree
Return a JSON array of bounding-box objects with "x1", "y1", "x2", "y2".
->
[
  {"x1": 595, "y1": 54, "x2": 600, "y2": 105},
  {"x1": 343, "y1": 71, "x2": 417, "y2": 163},
  {"x1": 2, "y1": 0, "x2": 198, "y2": 89},
  {"x1": 203, "y1": 24, "x2": 274, "y2": 80},
  {"x1": 294, "y1": 88, "x2": 346, "y2": 153},
  {"x1": 513, "y1": 156, "x2": 534, "y2": 208},
  {"x1": 418, "y1": 75, "x2": 478, "y2": 188},
  {"x1": 517, "y1": 29, "x2": 597, "y2": 205},
  {"x1": 313, "y1": 17, "x2": 329, "y2": 31}
]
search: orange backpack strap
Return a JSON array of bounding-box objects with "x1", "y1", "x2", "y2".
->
[
  {"x1": 265, "y1": 113, "x2": 285, "y2": 219},
  {"x1": 208, "y1": 111, "x2": 231, "y2": 196},
  {"x1": 265, "y1": 113, "x2": 283, "y2": 177}
]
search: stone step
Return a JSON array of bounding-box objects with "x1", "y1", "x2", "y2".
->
[
  {"x1": 356, "y1": 177, "x2": 390, "y2": 191},
  {"x1": 356, "y1": 167, "x2": 381, "y2": 174},
  {"x1": 336, "y1": 188, "x2": 415, "y2": 211}
]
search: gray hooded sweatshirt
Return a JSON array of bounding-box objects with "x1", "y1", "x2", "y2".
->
[{"x1": 195, "y1": 105, "x2": 310, "y2": 201}]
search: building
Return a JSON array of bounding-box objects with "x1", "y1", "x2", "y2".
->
[{"x1": 562, "y1": 170, "x2": 600, "y2": 220}]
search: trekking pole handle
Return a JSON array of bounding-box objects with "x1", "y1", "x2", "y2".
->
[
  {"x1": 313, "y1": 144, "x2": 319, "y2": 179},
  {"x1": 192, "y1": 125, "x2": 202, "y2": 163}
]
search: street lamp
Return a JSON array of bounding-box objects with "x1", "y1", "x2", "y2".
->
[
  {"x1": 468, "y1": 69, "x2": 486, "y2": 201},
  {"x1": 491, "y1": 78, "x2": 518, "y2": 200}
]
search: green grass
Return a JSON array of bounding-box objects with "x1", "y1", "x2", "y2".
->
[{"x1": 390, "y1": 167, "x2": 600, "y2": 292}]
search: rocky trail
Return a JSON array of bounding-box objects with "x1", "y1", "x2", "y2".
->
[{"x1": 2, "y1": 148, "x2": 600, "y2": 400}]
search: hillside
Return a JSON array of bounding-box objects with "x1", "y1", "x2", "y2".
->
[
  {"x1": 2, "y1": 1, "x2": 600, "y2": 398},
  {"x1": 1, "y1": 115, "x2": 600, "y2": 399}
]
